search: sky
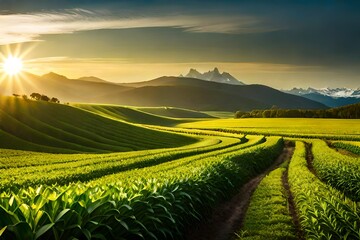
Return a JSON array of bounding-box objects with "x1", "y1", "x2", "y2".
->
[{"x1": 0, "y1": 0, "x2": 359, "y2": 89}]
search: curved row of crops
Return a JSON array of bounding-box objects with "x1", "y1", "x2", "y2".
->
[
  {"x1": 288, "y1": 141, "x2": 360, "y2": 239},
  {"x1": 238, "y1": 163, "x2": 296, "y2": 239},
  {"x1": 310, "y1": 140, "x2": 360, "y2": 201},
  {"x1": 0, "y1": 136, "x2": 283, "y2": 239},
  {"x1": 231, "y1": 137, "x2": 360, "y2": 240},
  {"x1": 332, "y1": 141, "x2": 360, "y2": 155},
  {"x1": 0, "y1": 135, "x2": 245, "y2": 191}
]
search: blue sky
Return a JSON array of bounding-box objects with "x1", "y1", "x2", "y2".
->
[{"x1": 0, "y1": 0, "x2": 359, "y2": 88}]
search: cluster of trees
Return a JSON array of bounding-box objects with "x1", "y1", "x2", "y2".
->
[
  {"x1": 235, "y1": 103, "x2": 360, "y2": 119},
  {"x1": 13, "y1": 93, "x2": 60, "y2": 103}
]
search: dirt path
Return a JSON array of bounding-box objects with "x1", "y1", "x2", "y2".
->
[
  {"x1": 282, "y1": 164, "x2": 305, "y2": 240},
  {"x1": 185, "y1": 142, "x2": 295, "y2": 240},
  {"x1": 305, "y1": 143, "x2": 316, "y2": 174},
  {"x1": 326, "y1": 141, "x2": 359, "y2": 158}
]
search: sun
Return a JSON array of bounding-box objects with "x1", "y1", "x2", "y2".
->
[{"x1": 2, "y1": 56, "x2": 23, "y2": 76}]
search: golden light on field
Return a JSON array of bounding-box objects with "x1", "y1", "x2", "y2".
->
[{"x1": 2, "y1": 56, "x2": 23, "y2": 76}]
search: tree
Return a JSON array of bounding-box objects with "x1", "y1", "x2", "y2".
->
[
  {"x1": 50, "y1": 97, "x2": 60, "y2": 103},
  {"x1": 22, "y1": 95, "x2": 28, "y2": 101},
  {"x1": 30, "y1": 93, "x2": 41, "y2": 100},
  {"x1": 40, "y1": 95, "x2": 50, "y2": 102},
  {"x1": 12, "y1": 93, "x2": 20, "y2": 97}
]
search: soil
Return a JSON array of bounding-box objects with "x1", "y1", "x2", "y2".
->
[
  {"x1": 185, "y1": 141, "x2": 295, "y2": 240},
  {"x1": 335, "y1": 148, "x2": 359, "y2": 158},
  {"x1": 282, "y1": 166, "x2": 305, "y2": 240},
  {"x1": 326, "y1": 141, "x2": 359, "y2": 158},
  {"x1": 305, "y1": 143, "x2": 315, "y2": 174}
]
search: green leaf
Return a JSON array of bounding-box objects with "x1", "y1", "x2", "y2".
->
[
  {"x1": 7, "y1": 222, "x2": 33, "y2": 240},
  {"x1": 35, "y1": 223, "x2": 55, "y2": 239},
  {"x1": 0, "y1": 205, "x2": 20, "y2": 226},
  {"x1": 54, "y1": 209, "x2": 71, "y2": 222},
  {"x1": 0, "y1": 226, "x2": 7, "y2": 236},
  {"x1": 81, "y1": 228, "x2": 91, "y2": 240}
]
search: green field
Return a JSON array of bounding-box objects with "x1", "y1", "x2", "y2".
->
[
  {"x1": 177, "y1": 118, "x2": 360, "y2": 140},
  {"x1": 135, "y1": 106, "x2": 215, "y2": 119},
  {"x1": 0, "y1": 97, "x2": 360, "y2": 239}
]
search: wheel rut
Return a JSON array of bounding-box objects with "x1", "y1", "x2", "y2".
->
[
  {"x1": 282, "y1": 162, "x2": 305, "y2": 240},
  {"x1": 185, "y1": 141, "x2": 295, "y2": 240}
]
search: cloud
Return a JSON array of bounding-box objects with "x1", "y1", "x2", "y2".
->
[{"x1": 0, "y1": 8, "x2": 280, "y2": 45}]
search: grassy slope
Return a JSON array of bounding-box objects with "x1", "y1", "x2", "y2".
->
[
  {"x1": 135, "y1": 106, "x2": 215, "y2": 118},
  {"x1": 0, "y1": 96, "x2": 196, "y2": 153},
  {"x1": 72, "y1": 103, "x2": 186, "y2": 126},
  {"x1": 203, "y1": 111, "x2": 234, "y2": 118},
  {"x1": 177, "y1": 118, "x2": 360, "y2": 140}
]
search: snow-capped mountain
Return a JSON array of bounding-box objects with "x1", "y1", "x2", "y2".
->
[
  {"x1": 286, "y1": 87, "x2": 360, "y2": 98},
  {"x1": 182, "y1": 67, "x2": 244, "y2": 85}
]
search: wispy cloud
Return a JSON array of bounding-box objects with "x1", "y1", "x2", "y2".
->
[{"x1": 0, "y1": 8, "x2": 280, "y2": 45}]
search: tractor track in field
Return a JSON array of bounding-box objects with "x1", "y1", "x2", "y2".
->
[
  {"x1": 185, "y1": 141, "x2": 294, "y2": 240},
  {"x1": 305, "y1": 142, "x2": 316, "y2": 174},
  {"x1": 282, "y1": 159, "x2": 305, "y2": 240}
]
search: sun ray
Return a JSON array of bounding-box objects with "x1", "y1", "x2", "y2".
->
[{"x1": 0, "y1": 43, "x2": 37, "y2": 97}]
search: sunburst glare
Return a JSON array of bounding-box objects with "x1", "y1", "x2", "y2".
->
[
  {"x1": 2, "y1": 56, "x2": 23, "y2": 76},
  {"x1": 0, "y1": 43, "x2": 37, "y2": 96}
]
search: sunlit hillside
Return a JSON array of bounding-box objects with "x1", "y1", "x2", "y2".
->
[{"x1": 0, "y1": 96, "x2": 196, "y2": 152}]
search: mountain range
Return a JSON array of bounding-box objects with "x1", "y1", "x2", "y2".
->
[
  {"x1": 285, "y1": 87, "x2": 360, "y2": 98},
  {"x1": 181, "y1": 67, "x2": 244, "y2": 85},
  {"x1": 0, "y1": 71, "x2": 326, "y2": 111},
  {"x1": 284, "y1": 87, "x2": 360, "y2": 107}
]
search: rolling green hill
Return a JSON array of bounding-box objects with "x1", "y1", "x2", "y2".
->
[
  {"x1": 135, "y1": 106, "x2": 215, "y2": 118},
  {"x1": 0, "y1": 96, "x2": 196, "y2": 153},
  {"x1": 73, "y1": 103, "x2": 189, "y2": 126}
]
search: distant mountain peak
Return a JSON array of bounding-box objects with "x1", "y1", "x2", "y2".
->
[
  {"x1": 182, "y1": 67, "x2": 244, "y2": 85},
  {"x1": 285, "y1": 87, "x2": 360, "y2": 98},
  {"x1": 77, "y1": 76, "x2": 109, "y2": 83},
  {"x1": 41, "y1": 72, "x2": 69, "y2": 81}
]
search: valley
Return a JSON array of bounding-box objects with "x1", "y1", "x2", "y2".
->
[{"x1": 0, "y1": 96, "x2": 359, "y2": 239}]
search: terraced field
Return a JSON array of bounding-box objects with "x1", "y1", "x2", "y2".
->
[{"x1": 0, "y1": 97, "x2": 359, "y2": 239}]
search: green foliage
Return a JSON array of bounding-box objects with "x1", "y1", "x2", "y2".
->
[
  {"x1": 235, "y1": 103, "x2": 360, "y2": 119},
  {"x1": 0, "y1": 136, "x2": 242, "y2": 191},
  {"x1": 238, "y1": 166, "x2": 296, "y2": 239},
  {"x1": 332, "y1": 141, "x2": 360, "y2": 155},
  {"x1": 73, "y1": 103, "x2": 186, "y2": 126},
  {"x1": 135, "y1": 106, "x2": 215, "y2": 119},
  {"x1": 178, "y1": 118, "x2": 360, "y2": 141},
  {"x1": 0, "y1": 137, "x2": 283, "y2": 239},
  {"x1": 288, "y1": 141, "x2": 360, "y2": 239},
  {"x1": 311, "y1": 140, "x2": 360, "y2": 201}
]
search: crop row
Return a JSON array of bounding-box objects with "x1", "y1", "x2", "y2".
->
[
  {"x1": 332, "y1": 141, "x2": 360, "y2": 155},
  {"x1": 192, "y1": 127, "x2": 360, "y2": 141},
  {"x1": 0, "y1": 137, "x2": 283, "y2": 239},
  {"x1": 311, "y1": 140, "x2": 360, "y2": 201},
  {"x1": 288, "y1": 141, "x2": 360, "y2": 239},
  {"x1": 0, "y1": 137, "x2": 223, "y2": 169},
  {"x1": 0, "y1": 135, "x2": 244, "y2": 191},
  {"x1": 91, "y1": 136, "x2": 266, "y2": 185},
  {"x1": 238, "y1": 164, "x2": 296, "y2": 239}
]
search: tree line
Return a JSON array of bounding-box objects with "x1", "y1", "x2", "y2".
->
[
  {"x1": 235, "y1": 103, "x2": 360, "y2": 119},
  {"x1": 13, "y1": 93, "x2": 60, "y2": 103}
]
